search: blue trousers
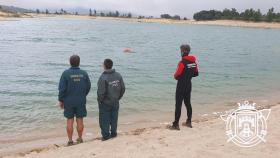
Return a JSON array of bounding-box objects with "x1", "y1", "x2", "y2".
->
[{"x1": 99, "y1": 103, "x2": 119, "y2": 139}]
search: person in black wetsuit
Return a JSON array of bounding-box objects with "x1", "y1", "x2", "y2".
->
[{"x1": 169, "y1": 44, "x2": 199, "y2": 130}]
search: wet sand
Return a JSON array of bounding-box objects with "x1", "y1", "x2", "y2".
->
[
  {"x1": 2, "y1": 102, "x2": 279, "y2": 158},
  {"x1": 1, "y1": 96, "x2": 279, "y2": 158}
]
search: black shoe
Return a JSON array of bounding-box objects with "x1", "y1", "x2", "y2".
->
[
  {"x1": 102, "y1": 137, "x2": 110, "y2": 141},
  {"x1": 167, "y1": 124, "x2": 180, "y2": 130},
  {"x1": 182, "y1": 121, "x2": 193, "y2": 128},
  {"x1": 110, "y1": 134, "x2": 117, "y2": 138},
  {"x1": 67, "y1": 140, "x2": 74, "y2": 146}
]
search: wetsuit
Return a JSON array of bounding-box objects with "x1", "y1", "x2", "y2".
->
[{"x1": 173, "y1": 55, "x2": 198, "y2": 126}]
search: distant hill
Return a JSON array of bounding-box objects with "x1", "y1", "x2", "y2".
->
[{"x1": 0, "y1": 5, "x2": 34, "y2": 13}]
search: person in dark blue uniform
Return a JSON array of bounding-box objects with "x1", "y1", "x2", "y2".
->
[
  {"x1": 97, "y1": 59, "x2": 125, "y2": 141},
  {"x1": 58, "y1": 55, "x2": 91, "y2": 145}
]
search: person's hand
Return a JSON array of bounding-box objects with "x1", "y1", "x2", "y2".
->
[{"x1": 59, "y1": 101, "x2": 64, "y2": 109}]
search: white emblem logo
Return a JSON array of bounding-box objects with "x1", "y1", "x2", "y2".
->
[{"x1": 221, "y1": 101, "x2": 271, "y2": 147}]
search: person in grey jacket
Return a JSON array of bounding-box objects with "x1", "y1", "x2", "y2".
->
[{"x1": 97, "y1": 59, "x2": 125, "y2": 141}]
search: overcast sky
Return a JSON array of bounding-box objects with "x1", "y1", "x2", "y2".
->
[{"x1": 1, "y1": 0, "x2": 279, "y2": 17}]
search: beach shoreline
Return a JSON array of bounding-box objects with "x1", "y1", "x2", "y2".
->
[
  {"x1": 2, "y1": 13, "x2": 280, "y2": 29},
  {"x1": 94, "y1": 16, "x2": 280, "y2": 29},
  {"x1": 1, "y1": 95, "x2": 279, "y2": 158},
  {"x1": 0, "y1": 11, "x2": 32, "y2": 21},
  {"x1": 35, "y1": 14, "x2": 280, "y2": 29},
  {"x1": 2, "y1": 102, "x2": 279, "y2": 158}
]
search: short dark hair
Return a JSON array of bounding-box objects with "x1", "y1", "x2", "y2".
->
[
  {"x1": 104, "y1": 59, "x2": 113, "y2": 69},
  {"x1": 70, "y1": 55, "x2": 80, "y2": 67},
  {"x1": 180, "y1": 44, "x2": 191, "y2": 54}
]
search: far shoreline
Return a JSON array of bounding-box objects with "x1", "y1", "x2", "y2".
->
[{"x1": 1, "y1": 13, "x2": 280, "y2": 29}]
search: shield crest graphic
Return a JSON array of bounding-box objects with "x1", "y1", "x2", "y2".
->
[
  {"x1": 235, "y1": 111, "x2": 258, "y2": 144},
  {"x1": 221, "y1": 101, "x2": 271, "y2": 147}
]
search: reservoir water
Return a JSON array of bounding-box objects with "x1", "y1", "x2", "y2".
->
[{"x1": 0, "y1": 17, "x2": 280, "y2": 137}]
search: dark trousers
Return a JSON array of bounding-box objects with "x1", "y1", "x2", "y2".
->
[
  {"x1": 99, "y1": 103, "x2": 119, "y2": 139},
  {"x1": 173, "y1": 90, "x2": 192, "y2": 126}
]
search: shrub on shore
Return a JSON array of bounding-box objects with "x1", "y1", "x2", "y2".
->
[
  {"x1": 193, "y1": 8, "x2": 280, "y2": 22},
  {"x1": 160, "y1": 14, "x2": 181, "y2": 20}
]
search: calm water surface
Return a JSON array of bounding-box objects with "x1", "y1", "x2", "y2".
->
[{"x1": 0, "y1": 17, "x2": 280, "y2": 136}]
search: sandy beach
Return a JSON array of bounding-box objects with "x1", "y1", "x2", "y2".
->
[
  {"x1": 0, "y1": 17, "x2": 6, "y2": 21},
  {"x1": 1, "y1": 103, "x2": 279, "y2": 158},
  {"x1": 0, "y1": 11, "x2": 11, "y2": 20},
  {"x1": 0, "y1": 11, "x2": 31, "y2": 21},
  {"x1": 187, "y1": 20, "x2": 280, "y2": 29},
  {"x1": 55, "y1": 15, "x2": 280, "y2": 29},
  {"x1": 94, "y1": 17, "x2": 280, "y2": 29},
  {"x1": 2, "y1": 12, "x2": 280, "y2": 29},
  {"x1": 69, "y1": 15, "x2": 280, "y2": 29}
]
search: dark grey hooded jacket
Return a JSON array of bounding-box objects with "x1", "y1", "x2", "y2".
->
[{"x1": 97, "y1": 69, "x2": 125, "y2": 105}]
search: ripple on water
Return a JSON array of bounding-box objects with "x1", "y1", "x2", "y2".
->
[{"x1": 0, "y1": 17, "x2": 280, "y2": 136}]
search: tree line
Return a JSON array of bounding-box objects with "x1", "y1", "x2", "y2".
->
[
  {"x1": 160, "y1": 14, "x2": 188, "y2": 20},
  {"x1": 193, "y1": 8, "x2": 280, "y2": 22},
  {"x1": 89, "y1": 9, "x2": 132, "y2": 18},
  {"x1": 35, "y1": 8, "x2": 133, "y2": 18},
  {"x1": 36, "y1": 8, "x2": 63, "y2": 15},
  {"x1": 31, "y1": 7, "x2": 280, "y2": 22}
]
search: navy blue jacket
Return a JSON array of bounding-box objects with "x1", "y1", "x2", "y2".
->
[
  {"x1": 97, "y1": 69, "x2": 125, "y2": 105},
  {"x1": 58, "y1": 67, "x2": 91, "y2": 107}
]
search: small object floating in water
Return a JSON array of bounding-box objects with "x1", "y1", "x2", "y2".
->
[{"x1": 123, "y1": 48, "x2": 135, "y2": 53}]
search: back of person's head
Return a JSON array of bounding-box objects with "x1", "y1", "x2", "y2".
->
[
  {"x1": 104, "y1": 59, "x2": 113, "y2": 70},
  {"x1": 180, "y1": 44, "x2": 191, "y2": 56},
  {"x1": 70, "y1": 55, "x2": 80, "y2": 67}
]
